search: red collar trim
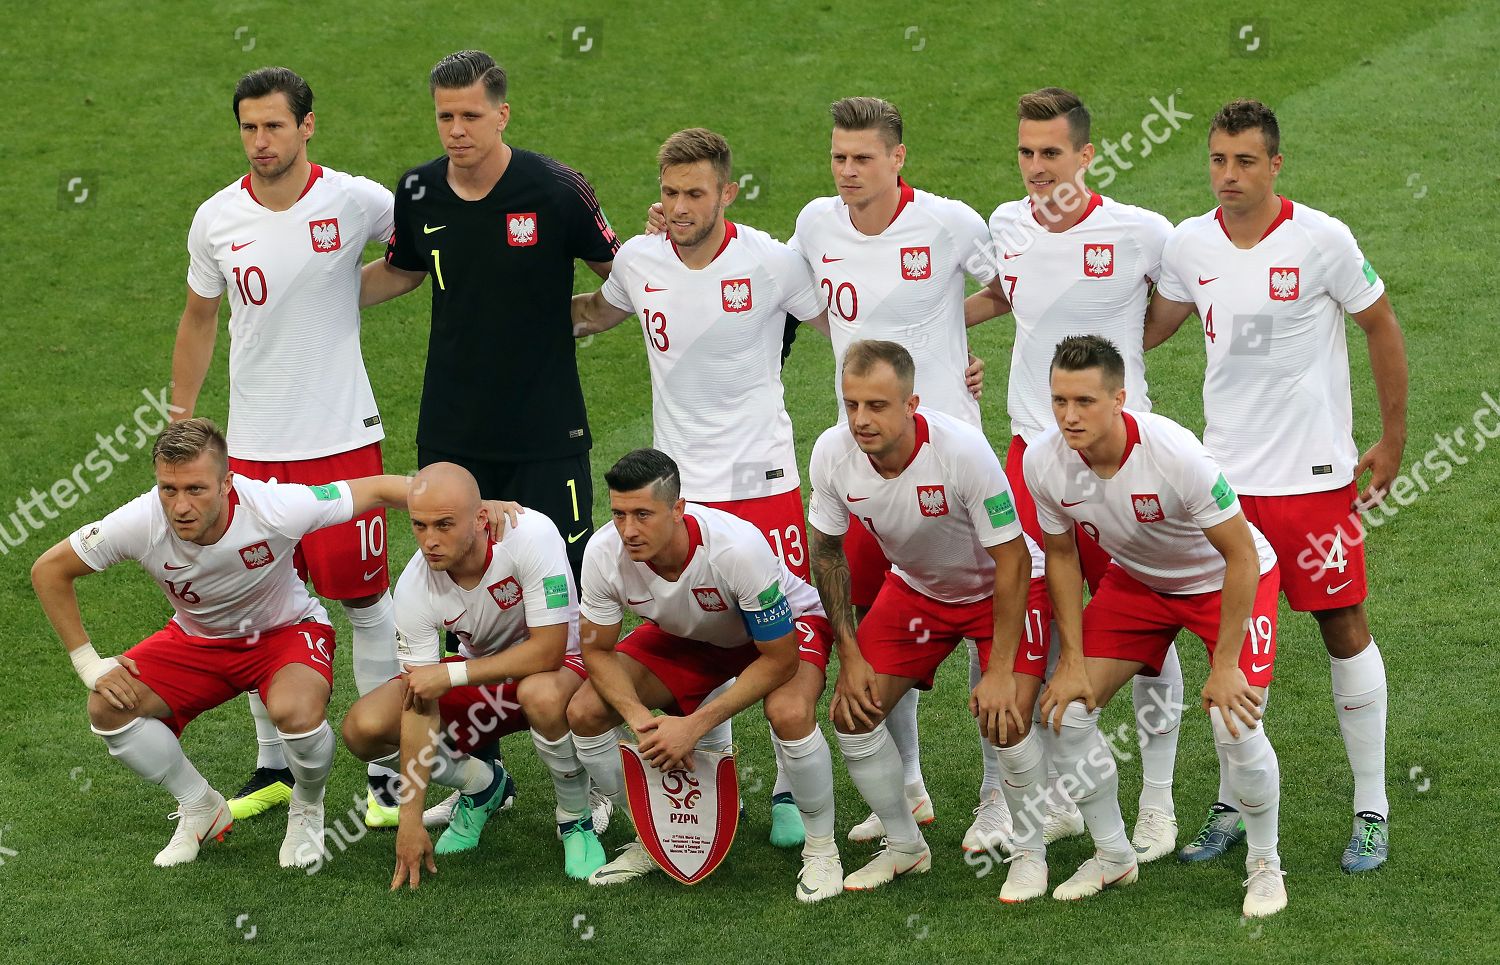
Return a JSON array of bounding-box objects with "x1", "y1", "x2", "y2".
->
[
  {"x1": 648, "y1": 513, "x2": 703, "y2": 577},
  {"x1": 240, "y1": 163, "x2": 323, "y2": 209},
  {"x1": 1215, "y1": 194, "x2": 1293, "y2": 243},
  {"x1": 225, "y1": 484, "x2": 240, "y2": 529},
  {"x1": 1078, "y1": 411, "x2": 1140, "y2": 469},
  {"x1": 887, "y1": 178, "x2": 915, "y2": 228},
  {"x1": 669, "y1": 220, "x2": 737, "y2": 266},
  {"x1": 1032, "y1": 190, "x2": 1102, "y2": 228},
  {"x1": 444, "y1": 538, "x2": 496, "y2": 587},
  {"x1": 868, "y1": 413, "x2": 929, "y2": 474}
]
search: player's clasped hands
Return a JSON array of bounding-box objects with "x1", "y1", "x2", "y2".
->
[
  {"x1": 390, "y1": 823, "x2": 438, "y2": 891},
  {"x1": 636, "y1": 714, "x2": 703, "y2": 772},
  {"x1": 831, "y1": 654, "x2": 884, "y2": 732},
  {"x1": 1201, "y1": 667, "x2": 1263, "y2": 738},
  {"x1": 970, "y1": 670, "x2": 1026, "y2": 746}
]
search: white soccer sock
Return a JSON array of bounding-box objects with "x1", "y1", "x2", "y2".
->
[
  {"x1": 697, "y1": 717, "x2": 733, "y2": 755},
  {"x1": 247, "y1": 690, "x2": 287, "y2": 770},
  {"x1": 278, "y1": 722, "x2": 335, "y2": 806},
  {"x1": 428, "y1": 743, "x2": 496, "y2": 795},
  {"x1": 884, "y1": 687, "x2": 925, "y2": 794},
  {"x1": 997, "y1": 728, "x2": 1048, "y2": 854},
  {"x1": 770, "y1": 736, "x2": 793, "y2": 798},
  {"x1": 532, "y1": 730, "x2": 590, "y2": 821},
  {"x1": 970, "y1": 641, "x2": 1003, "y2": 799},
  {"x1": 774, "y1": 727, "x2": 836, "y2": 841},
  {"x1": 1211, "y1": 707, "x2": 1280, "y2": 864},
  {"x1": 1052, "y1": 702, "x2": 1131, "y2": 862},
  {"x1": 1214, "y1": 739, "x2": 1234, "y2": 807},
  {"x1": 1035, "y1": 706, "x2": 1077, "y2": 816},
  {"x1": 1331, "y1": 639, "x2": 1389, "y2": 818},
  {"x1": 573, "y1": 727, "x2": 628, "y2": 819},
  {"x1": 93, "y1": 718, "x2": 213, "y2": 810},
  {"x1": 837, "y1": 724, "x2": 923, "y2": 850},
  {"x1": 345, "y1": 593, "x2": 398, "y2": 697},
  {"x1": 1132, "y1": 642, "x2": 1183, "y2": 816}
]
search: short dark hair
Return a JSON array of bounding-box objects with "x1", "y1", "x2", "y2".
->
[
  {"x1": 1017, "y1": 87, "x2": 1090, "y2": 149},
  {"x1": 842, "y1": 339, "x2": 916, "y2": 396},
  {"x1": 605, "y1": 449, "x2": 681, "y2": 504},
  {"x1": 233, "y1": 67, "x2": 313, "y2": 124},
  {"x1": 429, "y1": 49, "x2": 508, "y2": 103},
  {"x1": 152, "y1": 417, "x2": 230, "y2": 475},
  {"x1": 1210, "y1": 99, "x2": 1280, "y2": 157},
  {"x1": 1050, "y1": 335, "x2": 1125, "y2": 390},
  {"x1": 830, "y1": 96, "x2": 903, "y2": 148}
]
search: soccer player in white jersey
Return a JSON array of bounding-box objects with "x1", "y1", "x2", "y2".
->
[
  {"x1": 1145, "y1": 100, "x2": 1408, "y2": 872},
  {"x1": 963, "y1": 88, "x2": 1185, "y2": 862},
  {"x1": 1023, "y1": 336, "x2": 1286, "y2": 918},
  {"x1": 572, "y1": 128, "x2": 829, "y2": 848},
  {"x1": 565, "y1": 449, "x2": 845, "y2": 902},
  {"x1": 340, "y1": 464, "x2": 605, "y2": 886},
  {"x1": 807, "y1": 340, "x2": 1033, "y2": 892},
  {"x1": 168, "y1": 67, "x2": 403, "y2": 825},
  {"x1": 30, "y1": 420, "x2": 422, "y2": 870}
]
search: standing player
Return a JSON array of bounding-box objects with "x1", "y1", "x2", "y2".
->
[
  {"x1": 963, "y1": 88, "x2": 1185, "y2": 861},
  {"x1": 1024, "y1": 336, "x2": 1286, "y2": 916},
  {"x1": 360, "y1": 49, "x2": 619, "y2": 579},
  {"x1": 1145, "y1": 100, "x2": 1408, "y2": 872},
  {"x1": 565, "y1": 449, "x2": 845, "y2": 903},
  {"x1": 341, "y1": 464, "x2": 605, "y2": 885},
  {"x1": 169, "y1": 66, "x2": 403, "y2": 825},
  {"x1": 807, "y1": 340, "x2": 1033, "y2": 891},
  {"x1": 571, "y1": 128, "x2": 828, "y2": 847},
  {"x1": 30, "y1": 420, "x2": 420, "y2": 869}
]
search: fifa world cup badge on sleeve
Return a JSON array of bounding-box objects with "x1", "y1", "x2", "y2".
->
[{"x1": 620, "y1": 742, "x2": 740, "y2": 884}]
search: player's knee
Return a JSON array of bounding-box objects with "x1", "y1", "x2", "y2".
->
[
  {"x1": 86, "y1": 691, "x2": 133, "y2": 731},
  {"x1": 267, "y1": 697, "x2": 325, "y2": 736},
  {"x1": 1313, "y1": 605, "x2": 1369, "y2": 658},
  {"x1": 566, "y1": 686, "x2": 611, "y2": 737},
  {"x1": 518, "y1": 675, "x2": 568, "y2": 731},
  {"x1": 765, "y1": 692, "x2": 815, "y2": 741},
  {"x1": 340, "y1": 703, "x2": 383, "y2": 760}
]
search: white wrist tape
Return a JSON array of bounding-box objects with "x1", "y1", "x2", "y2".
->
[
  {"x1": 446, "y1": 661, "x2": 469, "y2": 688},
  {"x1": 70, "y1": 643, "x2": 119, "y2": 691}
]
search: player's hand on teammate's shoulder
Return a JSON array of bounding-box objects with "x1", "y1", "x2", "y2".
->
[
  {"x1": 1039, "y1": 657, "x2": 1096, "y2": 731},
  {"x1": 965, "y1": 352, "x2": 985, "y2": 400},
  {"x1": 831, "y1": 653, "x2": 883, "y2": 732},
  {"x1": 390, "y1": 822, "x2": 438, "y2": 891},
  {"x1": 635, "y1": 714, "x2": 701, "y2": 772},
  {"x1": 1201, "y1": 667, "x2": 1262, "y2": 738},
  {"x1": 94, "y1": 654, "x2": 143, "y2": 710},
  {"x1": 481, "y1": 500, "x2": 523, "y2": 541},
  {"x1": 970, "y1": 669, "x2": 1024, "y2": 746}
]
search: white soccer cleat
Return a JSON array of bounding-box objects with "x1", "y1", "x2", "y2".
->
[
  {"x1": 588, "y1": 840, "x2": 659, "y2": 886},
  {"x1": 1052, "y1": 852, "x2": 1139, "y2": 901},
  {"x1": 998, "y1": 849, "x2": 1049, "y2": 903},
  {"x1": 796, "y1": 853, "x2": 844, "y2": 903},
  {"x1": 589, "y1": 787, "x2": 614, "y2": 836},
  {"x1": 1043, "y1": 802, "x2": 1086, "y2": 844},
  {"x1": 1131, "y1": 807, "x2": 1179, "y2": 864},
  {"x1": 1242, "y1": 859, "x2": 1288, "y2": 918},
  {"x1": 153, "y1": 791, "x2": 233, "y2": 868},
  {"x1": 963, "y1": 790, "x2": 1014, "y2": 854},
  {"x1": 847, "y1": 793, "x2": 935, "y2": 843},
  {"x1": 842, "y1": 841, "x2": 931, "y2": 891},
  {"x1": 423, "y1": 789, "x2": 461, "y2": 828},
  {"x1": 278, "y1": 800, "x2": 326, "y2": 870}
]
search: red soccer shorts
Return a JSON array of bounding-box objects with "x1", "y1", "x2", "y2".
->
[
  {"x1": 435, "y1": 653, "x2": 587, "y2": 754},
  {"x1": 229, "y1": 441, "x2": 389, "y2": 599},
  {"x1": 1006, "y1": 435, "x2": 1111, "y2": 594},
  {"x1": 617, "y1": 617, "x2": 832, "y2": 715},
  {"x1": 1082, "y1": 564, "x2": 1281, "y2": 687},
  {"x1": 1240, "y1": 482, "x2": 1367, "y2": 612},
  {"x1": 125, "y1": 620, "x2": 336, "y2": 735},
  {"x1": 845, "y1": 515, "x2": 892, "y2": 609},
  {"x1": 857, "y1": 572, "x2": 993, "y2": 690},
  {"x1": 700, "y1": 488, "x2": 811, "y2": 580}
]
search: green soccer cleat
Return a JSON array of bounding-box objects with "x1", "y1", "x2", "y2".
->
[
  {"x1": 227, "y1": 766, "x2": 293, "y2": 821},
  {"x1": 435, "y1": 762, "x2": 515, "y2": 855},
  {"x1": 769, "y1": 792, "x2": 806, "y2": 849},
  {"x1": 1340, "y1": 812, "x2": 1389, "y2": 873},
  {"x1": 561, "y1": 816, "x2": 608, "y2": 880}
]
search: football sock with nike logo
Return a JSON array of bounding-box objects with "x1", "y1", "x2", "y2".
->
[
  {"x1": 773, "y1": 727, "x2": 836, "y2": 841},
  {"x1": 1133, "y1": 642, "x2": 1183, "y2": 817},
  {"x1": 247, "y1": 690, "x2": 288, "y2": 769},
  {"x1": 970, "y1": 643, "x2": 1003, "y2": 801},
  {"x1": 1331, "y1": 639, "x2": 1388, "y2": 818},
  {"x1": 1053, "y1": 702, "x2": 1132, "y2": 863},
  {"x1": 837, "y1": 724, "x2": 922, "y2": 849},
  {"x1": 94, "y1": 717, "x2": 214, "y2": 810},
  {"x1": 1210, "y1": 707, "x2": 1280, "y2": 865},
  {"x1": 997, "y1": 728, "x2": 1047, "y2": 854},
  {"x1": 279, "y1": 722, "x2": 335, "y2": 806},
  {"x1": 884, "y1": 688, "x2": 926, "y2": 794}
]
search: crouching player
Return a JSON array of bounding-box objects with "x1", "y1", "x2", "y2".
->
[
  {"x1": 340, "y1": 464, "x2": 606, "y2": 886},
  {"x1": 566, "y1": 449, "x2": 845, "y2": 902},
  {"x1": 30, "y1": 419, "x2": 418, "y2": 870},
  {"x1": 1025, "y1": 336, "x2": 1286, "y2": 917}
]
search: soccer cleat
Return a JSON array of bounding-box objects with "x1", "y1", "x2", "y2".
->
[
  {"x1": 1340, "y1": 812, "x2": 1389, "y2": 873},
  {"x1": 1131, "y1": 806, "x2": 1179, "y2": 864},
  {"x1": 1178, "y1": 803, "x2": 1245, "y2": 863},
  {"x1": 963, "y1": 790, "x2": 1014, "y2": 854},
  {"x1": 796, "y1": 852, "x2": 844, "y2": 903},
  {"x1": 998, "y1": 849, "x2": 1049, "y2": 903},
  {"x1": 770, "y1": 792, "x2": 806, "y2": 849},
  {"x1": 561, "y1": 817, "x2": 608, "y2": 880},
  {"x1": 363, "y1": 774, "x2": 401, "y2": 829},
  {"x1": 1242, "y1": 858, "x2": 1288, "y2": 917},
  {"x1": 435, "y1": 762, "x2": 515, "y2": 856},
  {"x1": 1052, "y1": 852, "x2": 1139, "y2": 901},
  {"x1": 226, "y1": 766, "x2": 293, "y2": 821},
  {"x1": 153, "y1": 791, "x2": 233, "y2": 867},
  {"x1": 842, "y1": 840, "x2": 931, "y2": 891},
  {"x1": 278, "y1": 800, "x2": 326, "y2": 870},
  {"x1": 423, "y1": 790, "x2": 461, "y2": 828},
  {"x1": 847, "y1": 793, "x2": 935, "y2": 843},
  {"x1": 1043, "y1": 803, "x2": 1086, "y2": 844},
  {"x1": 588, "y1": 840, "x2": 660, "y2": 886},
  {"x1": 589, "y1": 787, "x2": 614, "y2": 836}
]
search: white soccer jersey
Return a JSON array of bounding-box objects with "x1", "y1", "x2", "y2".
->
[
  {"x1": 987, "y1": 193, "x2": 1171, "y2": 442},
  {"x1": 580, "y1": 505, "x2": 825, "y2": 649},
  {"x1": 599, "y1": 223, "x2": 823, "y2": 501},
  {"x1": 1156, "y1": 197, "x2": 1385, "y2": 495},
  {"x1": 791, "y1": 180, "x2": 996, "y2": 427},
  {"x1": 186, "y1": 165, "x2": 395, "y2": 461},
  {"x1": 807, "y1": 408, "x2": 1027, "y2": 604},
  {"x1": 70, "y1": 477, "x2": 354, "y2": 637},
  {"x1": 392, "y1": 510, "x2": 579, "y2": 666},
  {"x1": 1023, "y1": 411, "x2": 1277, "y2": 595}
]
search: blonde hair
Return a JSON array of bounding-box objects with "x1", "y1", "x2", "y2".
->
[
  {"x1": 657, "y1": 128, "x2": 733, "y2": 185},
  {"x1": 152, "y1": 418, "x2": 229, "y2": 474},
  {"x1": 830, "y1": 97, "x2": 903, "y2": 148}
]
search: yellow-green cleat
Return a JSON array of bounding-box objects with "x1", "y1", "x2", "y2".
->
[
  {"x1": 227, "y1": 766, "x2": 293, "y2": 821},
  {"x1": 364, "y1": 790, "x2": 401, "y2": 828}
]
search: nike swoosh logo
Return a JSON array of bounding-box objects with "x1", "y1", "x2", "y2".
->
[
  {"x1": 846, "y1": 494, "x2": 869, "y2": 502},
  {"x1": 568, "y1": 530, "x2": 588, "y2": 544},
  {"x1": 443, "y1": 610, "x2": 468, "y2": 627},
  {"x1": 1060, "y1": 499, "x2": 1087, "y2": 507},
  {"x1": 1326, "y1": 580, "x2": 1353, "y2": 594},
  {"x1": 231, "y1": 241, "x2": 254, "y2": 251},
  {"x1": 1103, "y1": 865, "x2": 1135, "y2": 886},
  {"x1": 1023, "y1": 652, "x2": 1044, "y2": 661},
  {"x1": 627, "y1": 597, "x2": 653, "y2": 606},
  {"x1": 895, "y1": 855, "x2": 926, "y2": 875},
  {"x1": 1198, "y1": 276, "x2": 1218, "y2": 285},
  {"x1": 163, "y1": 562, "x2": 191, "y2": 570},
  {"x1": 362, "y1": 569, "x2": 383, "y2": 581},
  {"x1": 798, "y1": 646, "x2": 823, "y2": 656},
  {"x1": 1342, "y1": 701, "x2": 1374, "y2": 712},
  {"x1": 821, "y1": 254, "x2": 843, "y2": 263},
  {"x1": 195, "y1": 806, "x2": 228, "y2": 844},
  {"x1": 644, "y1": 284, "x2": 668, "y2": 292},
  {"x1": 1003, "y1": 779, "x2": 1025, "y2": 788},
  {"x1": 423, "y1": 224, "x2": 446, "y2": 234},
  {"x1": 1250, "y1": 662, "x2": 1271, "y2": 673},
  {"x1": 1003, "y1": 251, "x2": 1021, "y2": 260},
  {"x1": 798, "y1": 881, "x2": 819, "y2": 896}
]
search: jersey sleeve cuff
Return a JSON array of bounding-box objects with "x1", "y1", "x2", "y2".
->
[{"x1": 1343, "y1": 279, "x2": 1385, "y2": 316}]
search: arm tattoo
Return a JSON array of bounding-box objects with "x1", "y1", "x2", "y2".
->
[{"x1": 809, "y1": 528, "x2": 858, "y2": 646}]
